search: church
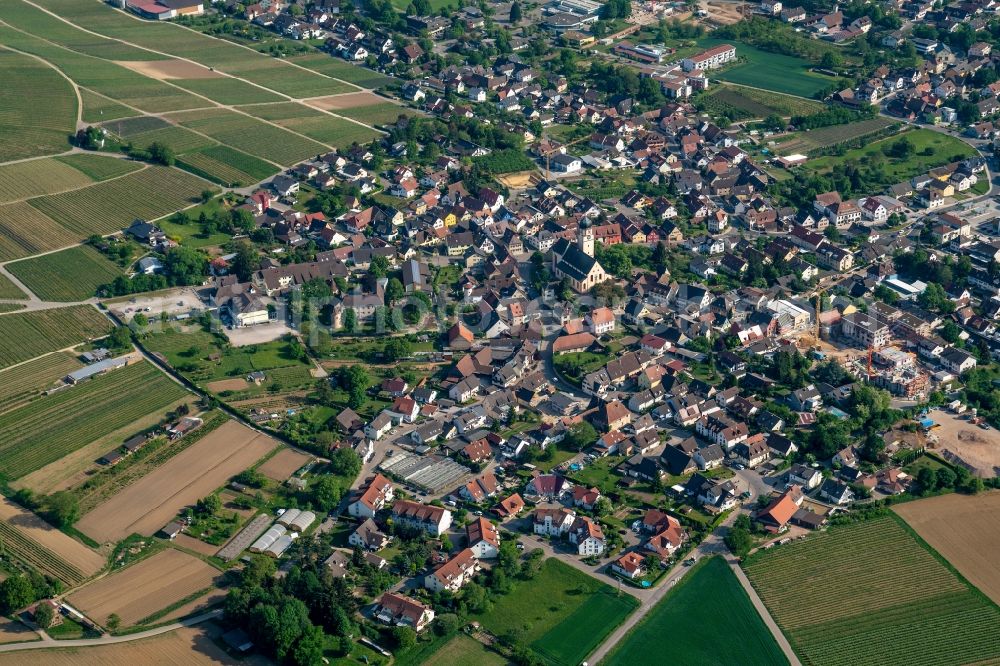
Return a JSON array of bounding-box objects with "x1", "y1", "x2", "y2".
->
[{"x1": 550, "y1": 224, "x2": 608, "y2": 292}]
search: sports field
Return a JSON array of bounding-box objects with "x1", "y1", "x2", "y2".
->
[
  {"x1": 605, "y1": 556, "x2": 787, "y2": 666},
  {"x1": 28, "y1": 166, "x2": 213, "y2": 236},
  {"x1": 0, "y1": 48, "x2": 77, "y2": 163},
  {"x1": 695, "y1": 39, "x2": 837, "y2": 98},
  {"x1": 7, "y1": 245, "x2": 123, "y2": 302},
  {"x1": 477, "y1": 558, "x2": 637, "y2": 666},
  {"x1": 0, "y1": 305, "x2": 110, "y2": 369},
  {"x1": 894, "y1": 491, "x2": 1000, "y2": 606},
  {"x1": 743, "y1": 514, "x2": 1000, "y2": 666},
  {"x1": 0, "y1": 361, "x2": 187, "y2": 479}
]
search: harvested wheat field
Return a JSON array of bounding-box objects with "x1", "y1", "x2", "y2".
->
[
  {"x1": 257, "y1": 447, "x2": 312, "y2": 481},
  {"x1": 68, "y1": 549, "x2": 219, "y2": 627},
  {"x1": 0, "y1": 497, "x2": 104, "y2": 579},
  {"x1": 894, "y1": 491, "x2": 1000, "y2": 605},
  {"x1": 0, "y1": 624, "x2": 254, "y2": 665},
  {"x1": 205, "y1": 378, "x2": 248, "y2": 393},
  {"x1": 115, "y1": 60, "x2": 221, "y2": 80},
  {"x1": 76, "y1": 421, "x2": 278, "y2": 544},
  {"x1": 0, "y1": 617, "x2": 38, "y2": 645},
  {"x1": 305, "y1": 91, "x2": 386, "y2": 110}
]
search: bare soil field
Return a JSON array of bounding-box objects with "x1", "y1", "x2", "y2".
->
[
  {"x1": 0, "y1": 618, "x2": 38, "y2": 644},
  {"x1": 205, "y1": 378, "x2": 248, "y2": 393},
  {"x1": 173, "y1": 533, "x2": 220, "y2": 557},
  {"x1": 76, "y1": 421, "x2": 278, "y2": 544},
  {"x1": 927, "y1": 409, "x2": 1000, "y2": 476},
  {"x1": 115, "y1": 60, "x2": 221, "y2": 80},
  {"x1": 0, "y1": 497, "x2": 104, "y2": 577},
  {"x1": 0, "y1": 624, "x2": 257, "y2": 665},
  {"x1": 158, "y1": 587, "x2": 227, "y2": 624},
  {"x1": 68, "y1": 549, "x2": 219, "y2": 627},
  {"x1": 305, "y1": 91, "x2": 386, "y2": 110},
  {"x1": 894, "y1": 491, "x2": 1000, "y2": 605},
  {"x1": 496, "y1": 171, "x2": 539, "y2": 189},
  {"x1": 257, "y1": 447, "x2": 312, "y2": 481}
]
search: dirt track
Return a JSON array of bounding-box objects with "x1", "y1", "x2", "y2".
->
[
  {"x1": 894, "y1": 491, "x2": 1000, "y2": 605},
  {"x1": 76, "y1": 421, "x2": 277, "y2": 544},
  {"x1": 68, "y1": 549, "x2": 219, "y2": 627},
  {"x1": 0, "y1": 497, "x2": 104, "y2": 577}
]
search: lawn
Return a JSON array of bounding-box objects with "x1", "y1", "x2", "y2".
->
[
  {"x1": 6, "y1": 245, "x2": 123, "y2": 301},
  {"x1": 804, "y1": 129, "x2": 976, "y2": 180},
  {"x1": 28, "y1": 166, "x2": 213, "y2": 236},
  {"x1": 605, "y1": 556, "x2": 787, "y2": 666},
  {"x1": 568, "y1": 456, "x2": 625, "y2": 494},
  {"x1": 418, "y1": 634, "x2": 506, "y2": 666},
  {"x1": 696, "y1": 39, "x2": 838, "y2": 98},
  {"x1": 0, "y1": 305, "x2": 110, "y2": 370},
  {"x1": 0, "y1": 361, "x2": 188, "y2": 479},
  {"x1": 743, "y1": 514, "x2": 1000, "y2": 666},
  {"x1": 476, "y1": 558, "x2": 637, "y2": 666},
  {"x1": 0, "y1": 48, "x2": 77, "y2": 162}
]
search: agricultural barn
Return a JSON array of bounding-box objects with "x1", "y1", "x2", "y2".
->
[{"x1": 122, "y1": 0, "x2": 204, "y2": 19}]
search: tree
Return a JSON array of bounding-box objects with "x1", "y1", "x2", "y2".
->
[
  {"x1": 593, "y1": 496, "x2": 613, "y2": 516},
  {"x1": 310, "y1": 475, "x2": 343, "y2": 512},
  {"x1": 917, "y1": 466, "x2": 937, "y2": 494},
  {"x1": 935, "y1": 467, "x2": 957, "y2": 490},
  {"x1": 42, "y1": 491, "x2": 79, "y2": 527},
  {"x1": 509, "y1": 0, "x2": 522, "y2": 21},
  {"x1": 338, "y1": 365, "x2": 370, "y2": 409},
  {"x1": 342, "y1": 307, "x2": 357, "y2": 332},
  {"x1": 0, "y1": 576, "x2": 34, "y2": 614},
  {"x1": 106, "y1": 613, "x2": 121, "y2": 632},
  {"x1": 34, "y1": 602, "x2": 54, "y2": 629},
  {"x1": 566, "y1": 421, "x2": 598, "y2": 451},
  {"x1": 819, "y1": 51, "x2": 842, "y2": 70},
  {"x1": 196, "y1": 493, "x2": 222, "y2": 515},
  {"x1": 147, "y1": 142, "x2": 175, "y2": 166},
  {"x1": 383, "y1": 337, "x2": 411, "y2": 362},
  {"x1": 108, "y1": 325, "x2": 131, "y2": 350},
  {"x1": 329, "y1": 448, "x2": 362, "y2": 478},
  {"x1": 385, "y1": 277, "x2": 405, "y2": 305},
  {"x1": 370, "y1": 255, "x2": 390, "y2": 279},
  {"x1": 242, "y1": 555, "x2": 277, "y2": 587},
  {"x1": 292, "y1": 624, "x2": 325, "y2": 666},
  {"x1": 724, "y1": 522, "x2": 754, "y2": 559},
  {"x1": 163, "y1": 246, "x2": 208, "y2": 286},
  {"x1": 231, "y1": 241, "x2": 259, "y2": 282},
  {"x1": 392, "y1": 626, "x2": 417, "y2": 650}
]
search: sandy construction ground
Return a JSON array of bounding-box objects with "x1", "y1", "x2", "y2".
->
[
  {"x1": 927, "y1": 409, "x2": 1000, "y2": 476},
  {"x1": 894, "y1": 491, "x2": 1000, "y2": 605},
  {"x1": 68, "y1": 549, "x2": 220, "y2": 627},
  {"x1": 305, "y1": 91, "x2": 387, "y2": 110},
  {"x1": 0, "y1": 497, "x2": 104, "y2": 577},
  {"x1": 0, "y1": 624, "x2": 259, "y2": 665},
  {"x1": 115, "y1": 60, "x2": 221, "y2": 80},
  {"x1": 256, "y1": 447, "x2": 312, "y2": 482},
  {"x1": 76, "y1": 421, "x2": 278, "y2": 544}
]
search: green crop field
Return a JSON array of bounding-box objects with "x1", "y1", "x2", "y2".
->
[
  {"x1": 0, "y1": 352, "x2": 83, "y2": 415},
  {"x1": 777, "y1": 118, "x2": 897, "y2": 154},
  {"x1": 54, "y1": 153, "x2": 143, "y2": 181},
  {"x1": 606, "y1": 556, "x2": 787, "y2": 666},
  {"x1": 28, "y1": 166, "x2": 213, "y2": 237},
  {"x1": 287, "y1": 53, "x2": 393, "y2": 89},
  {"x1": 0, "y1": 26, "x2": 204, "y2": 114},
  {"x1": 803, "y1": 129, "x2": 975, "y2": 180},
  {"x1": 744, "y1": 514, "x2": 1000, "y2": 666},
  {"x1": 0, "y1": 273, "x2": 27, "y2": 300},
  {"x1": 0, "y1": 361, "x2": 188, "y2": 479},
  {"x1": 0, "y1": 48, "x2": 77, "y2": 162},
  {"x1": 0, "y1": 159, "x2": 94, "y2": 204},
  {"x1": 173, "y1": 77, "x2": 284, "y2": 105},
  {"x1": 177, "y1": 145, "x2": 279, "y2": 187},
  {"x1": 30, "y1": 0, "x2": 356, "y2": 98},
  {"x1": 477, "y1": 558, "x2": 637, "y2": 666},
  {"x1": 0, "y1": 305, "x2": 110, "y2": 370},
  {"x1": 0, "y1": 521, "x2": 89, "y2": 587},
  {"x1": 335, "y1": 102, "x2": 420, "y2": 126},
  {"x1": 80, "y1": 88, "x2": 138, "y2": 123},
  {"x1": 0, "y1": 202, "x2": 80, "y2": 262},
  {"x1": 167, "y1": 108, "x2": 329, "y2": 166},
  {"x1": 7, "y1": 246, "x2": 124, "y2": 302}
]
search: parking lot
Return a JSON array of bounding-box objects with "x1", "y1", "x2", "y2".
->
[{"x1": 106, "y1": 287, "x2": 206, "y2": 323}]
